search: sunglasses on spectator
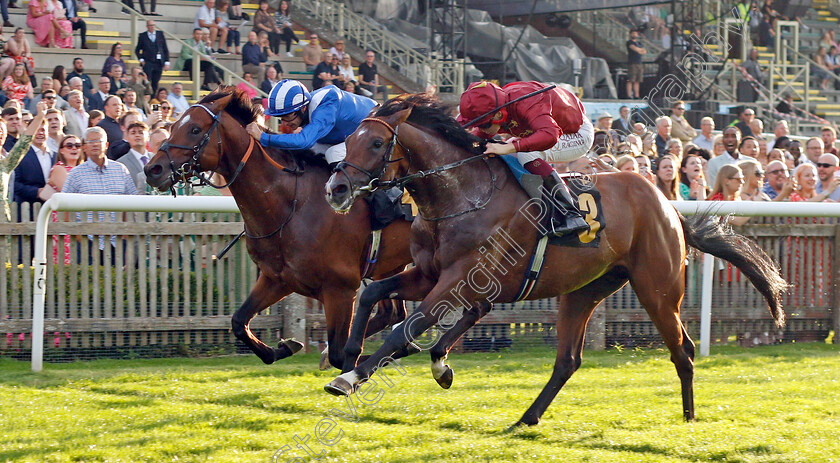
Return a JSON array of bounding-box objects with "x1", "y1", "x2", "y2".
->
[
  {"x1": 816, "y1": 162, "x2": 837, "y2": 168},
  {"x1": 44, "y1": 96, "x2": 56, "y2": 100},
  {"x1": 754, "y1": 170, "x2": 765, "y2": 177},
  {"x1": 766, "y1": 169, "x2": 786, "y2": 175},
  {"x1": 62, "y1": 143, "x2": 82, "y2": 149},
  {"x1": 729, "y1": 175, "x2": 745, "y2": 180}
]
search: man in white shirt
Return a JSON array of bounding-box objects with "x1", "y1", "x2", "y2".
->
[
  {"x1": 167, "y1": 82, "x2": 190, "y2": 116},
  {"x1": 89, "y1": 76, "x2": 111, "y2": 112},
  {"x1": 63, "y1": 90, "x2": 89, "y2": 137},
  {"x1": 122, "y1": 89, "x2": 147, "y2": 120},
  {"x1": 44, "y1": 109, "x2": 66, "y2": 154},
  {"x1": 116, "y1": 121, "x2": 152, "y2": 193},
  {"x1": 194, "y1": 0, "x2": 228, "y2": 54},
  {"x1": 706, "y1": 126, "x2": 756, "y2": 185},
  {"x1": 692, "y1": 116, "x2": 715, "y2": 151}
]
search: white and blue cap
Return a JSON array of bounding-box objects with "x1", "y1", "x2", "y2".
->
[{"x1": 266, "y1": 79, "x2": 311, "y2": 116}]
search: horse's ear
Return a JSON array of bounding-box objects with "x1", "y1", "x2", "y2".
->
[
  {"x1": 393, "y1": 107, "x2": 412, "y2": 125},
  {"x1": 210, "y1": 92, "x2": 234, "y2": 110}
]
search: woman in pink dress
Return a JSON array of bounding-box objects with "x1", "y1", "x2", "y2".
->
[
  {"x1": 48, "y1": 134, "x2": 85, "y2": 264},
  {"x1": 26, "y1": 0, "x2": 71, "y2": 48},
  {"x1": 49, "y1": 0, "x2": 74, "y2": 49}
]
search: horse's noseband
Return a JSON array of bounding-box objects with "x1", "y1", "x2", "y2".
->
[
  {"x1": 158, "y1": 103, "x2": 224, "y2": 194},
  {"x1": 334, "y1": 117, "x2": 408, "y2": 194}
]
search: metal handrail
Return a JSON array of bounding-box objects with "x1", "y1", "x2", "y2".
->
[
  {"x1": 296, "y1": 0, "x2": 463, "y2": 94},
  {"x1": 124, "y1": 6, "x2": 267, "y2": 101}
]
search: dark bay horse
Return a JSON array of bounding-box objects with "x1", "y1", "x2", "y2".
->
[
  {"x1": 323, "y1": 94, "x2": 787, "y2": 426},
  {"x1": 144, "y1": 87, "x2": 415, "y2": 370}
]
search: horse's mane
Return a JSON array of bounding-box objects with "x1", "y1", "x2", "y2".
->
[
  {"x1": 375, "y1": 94, "x2": 486, "y2": 156},
  {"x1": 199, "y1": 86, "x2": 328, "y2": 171}
]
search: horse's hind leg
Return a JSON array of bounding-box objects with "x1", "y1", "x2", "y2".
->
[
  {"x1": 364, "y1": 298, "x2": 407, "y2": 338},
  {"x1": 630, "y1": 260, "x2": 696, "y2": 421},
  {"x1": 514, "y1": 268, "x2": 628, "y2": 428},
  {"x1": 231, "y1": 274, "x2": 298, "y2": 365},
  {"x1": 429, "y1": 301, "x2": 492, "y2": 389}
]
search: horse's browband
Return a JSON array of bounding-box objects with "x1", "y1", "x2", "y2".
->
[{"x1": 361, "y1": 117, "x2": 397, "y2": 135}]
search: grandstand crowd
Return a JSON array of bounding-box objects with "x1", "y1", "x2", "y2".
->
[{"x1": 0, "y1": 0, "x2": 836, "y2": 225}]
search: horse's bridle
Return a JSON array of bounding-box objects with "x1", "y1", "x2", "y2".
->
[
  {"x1": 157, "y1": 103, "x2": 296, "y2": 195},
  {"x1": 335, "y1": 116, "x2": 495, "y2": 221},
  {"x1": 333, "y1": 117, "x2": 408, "y2": 194}
]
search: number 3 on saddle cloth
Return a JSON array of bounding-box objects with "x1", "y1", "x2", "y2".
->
[{"x1": 499, "y1": 155, "x2": 606, "y2": 248}]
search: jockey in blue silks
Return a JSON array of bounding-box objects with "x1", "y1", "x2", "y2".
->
[{"x1": 246, "y1": 79, "x2": 377, "y2": 167}]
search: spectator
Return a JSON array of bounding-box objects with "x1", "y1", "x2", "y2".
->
[
  {"x1": 102, "y1": 42, "x2": 127, "y2": 77},
  {"x1": 150, "y1": 86, "x2": 168, "y2": 106},
  {"x1": 653, "y1": 115, "x2": 671, "y2": 156},
  {"x1": 692, "y1": 116, "x2": 714, "y2": 151},
  {"x1": 749, "y1": 118, "x2": 764, "y2": 139},
  {"x1": 739, "y1": 136, "x2": 758, "y2": 159},
  {"x1": 195, "y1": 0, "x2": 227, "y2": 54},
  {"x1": 107, "y1": 64, "x2": 128, "y2": 96},
  {"x1": 127, "y1": 67, "x2": 152, "y2": 113},
  {"x1": 157, "y1": 100, "x2": 175, "y2": 123},
  {"x1": 274, "y1": 0, "x2": 298, "y2": 57},
  {"x1": 666, "y1": 138, "x2": 682, "y2": 159},
  {"x1": 242, "y1": 31, "x2": 266, "y2": 84},
  {"x1": 625, "y1": 133, "x2": 642, "y2": 154},
  {"x1": 174, "y1": 29, "x2": 221, "y2": 91},
  {"x1": 44, "y1": 108, "x2": 65, "y2": 153},
  {"x1": 820, "y1": 126, "x2": 838, "y2": 155},
  {"x1": 2, "y1": 105, "x2": 21, "y2": 151},
  {"x1": 236, "y1": 72, "x2": 258, "y2": 100},
  {"x1": 14, "y1": 112, "x2": 55, "y2": 205},
  {"x1": 632, "y1": 122, "x2": 646, "y2": 137},
  {"x1": 31, "y1": 88, "x2": 65, "y2": 116},
  {"x1": 803, "y1": 137, "x2": 823, "y2": 165},
  {"x1": 165, "y1": 82, "x2": 187, "y2": 116},
  {"x1": 595, "y1": 112, "x2": 612, "y2": 132},
  {"x1": 790, "y1": 163, "x2": 835, "y2": 202},
  {"x1": 635, "y1": 154, "x2": 654, "y2": 183},
  {"x1": 338, "y1": 55, "x2": 355, "y2": 87},
  {"x1": 312, "y1": 52, "x2": 339, "y2": 90},
  {"x1": 788, "y1": 140, "x2": 803, "y2": 164},
  {"x1": 148, "y1": 127, "x2": 169, "y2": 153},
  {"x1": 116, "y1": 120, "x2": 151, "y2": 193},
  {"x1": 0, "y1": 2, "x2": 10, "y2": 30},
  {"x1": 329, "y1": 38, "x2": 346, "y2": 61},
  {"x1": 611, "y1": 105, "x2": 632, "y2": 135},
  {"x1": 708, "y1": 164, "x2": 744, "y2": 201},
  {"x1": 135, "y1": 20, "x2": 169, "y2": 93},
  {"x1": 741, "y1": 48, "x2": 763, "y2": 102},
  {"x1": 591, "y1": 129, "x2": 613, "y2": 156},
  {"x1": 51, "y1": 65, "x2": 67, "y2": 91},
  {"x1": 47, "y1": 133, "x2": 84, "y2": 194},
  {"x1": 59, "y1": 0, "x2": 87, "y2": 49},
  {"x1": 615, "y1": 155, "x2": 638, "y2": 173},
  {"x1": 62, "y1": 126, "x2": 138, "y2": 264},
  {"x1": 302, "y1": 33, "x2": 322, "y2": 72},
  {"x1": 706, "y1": 127, "x2": 755, "y2": 185},
  {"x1": 654, "y1": 153, "x2": 678, "y2": 200},
  {"x1": 358, "y1": 50, "x2": 385, "y2": 100},
  {"x1": 816, "y1": 153, "x2": 840, "y2": 201},
  {"x1": 89, "y1": 76, "x2": 110, "y2": 112},
  {"x1": 122, "y1": 88, "x2": 145, "y2": 120},
  {"x1": 730, "y1": 107, "x2": 754, "y2": 138},
  {"x1": 4, "y1": 29, "x2": 35, "y2": 79},
  {"x1": 738, "y1": 159, "x2": 770, "y2": 201},
  {"x1": 260, "y1": 65, "x2": 280, "y2": 94},
  {"x1": 0, "y1": 103, "x2": 49, "y2": 220},
  {"x1": 768, "y1": 120, "x2": 789, "y2": 149},
  {"x1": 107, "y1": 109, "x2": 142, "y2": 160},
  {"x1": 88, "y1": 109, "x2": 103, "y2": 128},
  {"x1": 97, "y1": 95, "x2": 123, "y2": 154},
  {"x1": 62, "y1": 89, "x2": 87, "y2": 137},
  {"x1": 625, "y1": 29, "x2": 645, "y2": 99},
  {"x1": 67, "y1": 57, "x2": 93, "y2": 98},
  {"x1": 2, "y1": 63, "x2": 32, "y2": 107},
  {"x1": 679, "y1": 152, "x2": 708, "y2": 200},
  {"x1": 668, "y1": 100, "x2": 696, "y2": 143},
  {"x1": 813, "y1": 47, "x2": 833, "y2": 90},
  {"x1": 762, "y1": 160, "x2": 791, "y2": 200},
  {"x1": 0, "y1": 26, "x2": 13, "y2": 80},
  {"x1": 217, "y1": 1, "x2": 240, "y2": 55},
  {"x1": 251, "y1": 0, "x2": 278, "y2": 53},
  {"x1": 27, "y1": 0, "x2": 71, "y2": 48}
]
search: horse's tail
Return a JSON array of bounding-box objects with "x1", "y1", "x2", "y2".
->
[{"x1": 679, "y1": 212, "x2": 787, "y2": 327}]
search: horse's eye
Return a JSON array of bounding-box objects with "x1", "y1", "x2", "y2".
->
[
  {"x1": 191, "y1": 127, "x2": 201, "y2": 135},
  {"x1": 373, "y1": 139, "x2": 383, "y2": 149}
]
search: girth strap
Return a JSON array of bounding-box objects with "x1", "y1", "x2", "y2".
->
[
  {"x1": 513, "y1": 235, "x2": 550, "y2": 302},
  {"x1": 361, "y1": 229, "x2": 383, "y2": 279}
]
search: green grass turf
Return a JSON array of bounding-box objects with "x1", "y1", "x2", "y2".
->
[{"x1": 1, "y1": 343, "x2": 839, "y2": 462}]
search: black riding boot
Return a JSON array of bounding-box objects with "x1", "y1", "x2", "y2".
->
[{"x1": 543, "y1": 172, "x2": 589, "y2": 236}]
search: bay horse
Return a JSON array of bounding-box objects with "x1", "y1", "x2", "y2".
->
[
  {"x1": 323, "y1": 94, "x2": 787, "y2": 426},
  {"x1": 144, "y1": 87, "x2": 417, "y2": 370}
]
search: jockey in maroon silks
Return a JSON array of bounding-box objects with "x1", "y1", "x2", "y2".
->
[{"x1": 457, "y1": 80, "x2": 592, "y2": 236}]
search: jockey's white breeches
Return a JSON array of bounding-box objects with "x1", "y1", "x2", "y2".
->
[{"x1": 515, "y1": 117, "x2": 594, "y2": 164}]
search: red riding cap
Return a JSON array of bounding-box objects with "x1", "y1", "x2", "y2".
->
[{"x1": 456, "y1": 81, "x2": 506, "y2": 126}]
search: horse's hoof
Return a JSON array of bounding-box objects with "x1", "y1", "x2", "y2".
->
[
  {"x1": 319, "y1": 348, "x2": 332, "y2": 371},
  {"x1": 324, "y1": 377, "x2": 354, "y2": 396},
  {"x1": 434, "y1": 365, "x2": 454, "y2": 389},
  {"x1": 274, "y1": 339, "x2": 304, "y2": 360}
]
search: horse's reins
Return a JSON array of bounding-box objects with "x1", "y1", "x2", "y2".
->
[{"x1": 158, "y1": 102, "x2": 302, "y2": 257}]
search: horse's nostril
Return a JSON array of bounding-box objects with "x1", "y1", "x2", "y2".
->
[
  {"x1": 148, "y1": 164, "x2": 163, "y2": 176},
  {"x1": 333, "y1": 184, "x2": 349, "y2": 197}
]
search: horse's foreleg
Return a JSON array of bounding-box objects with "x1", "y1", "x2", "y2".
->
[
  {"x1": 231, "y1": 275, "x2": 297, "y2": 365},
  {"x1": 429, "y1": 301, "x2": 492, "y2": 389},
  {"x1": 322, "y1": 289, "x2": 360, "y2": 370},
  {"x1": 341, "y1": 267, "x2": 434, "y2": 373},
  {"x1": 327, "y1": 273, "x2": 461, "y2": 396},
  {"x1": 513, "y1": 269, "x2": 628, "y2": 428}
]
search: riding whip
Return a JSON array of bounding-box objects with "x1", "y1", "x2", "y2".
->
[{"x1": 212, "y1": 230, "x2": 246, "y2": 261}]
